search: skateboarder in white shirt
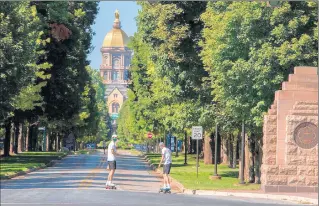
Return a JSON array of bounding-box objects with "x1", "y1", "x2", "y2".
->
[
  {"x1": 106, "y1": 135, "x2": 118, "y2": 187},
  {"x1": 158, "y1": 142, "x2": 172, "y2": 190}
]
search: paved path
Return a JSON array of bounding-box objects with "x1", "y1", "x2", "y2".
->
[{"x1": 0, "y1": 150, "x2": 310, "y2": 206}]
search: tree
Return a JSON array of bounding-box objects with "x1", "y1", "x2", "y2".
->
[
  {"x1": 200, "y1": 1, "x2": 318, "y2": 181},
  {"x1": 0, "y1": 2, "x2": 50, "y2": 156},
  {"x1": 0, "y1": 2, "x2": 100, "y2": 155}
]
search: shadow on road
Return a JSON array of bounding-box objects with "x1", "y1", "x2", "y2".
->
[{"x1": 1, "y1": 153, "x2": 160, "y2": 190}]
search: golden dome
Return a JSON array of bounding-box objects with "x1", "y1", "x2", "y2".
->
[{"x1": 102, "y1": 9, "x2": 130, "y2": 48}]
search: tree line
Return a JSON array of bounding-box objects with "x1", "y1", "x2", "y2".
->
[
  {"x1": 116, "y1": 1, "x2": 318, "y2": 183},
  {"x1": 0, "y1": 2, "x2": 111, "y2": 156}
]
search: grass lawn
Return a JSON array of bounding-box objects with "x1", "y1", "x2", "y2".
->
[
  {"x1": 0, "y1": 152, "x2": 67, "y2": 179},
  {"x1": 75, "y1": 149, "x2": 97, "y2": 155},
  {"x1": 145, "y1": 153, "x2": 261, "y2": 191}
]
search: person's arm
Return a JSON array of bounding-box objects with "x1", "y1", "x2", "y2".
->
[
  {"x1": 158, "y1": 153, "x2": 164, "y2": 168},
  {"x1": 111, "y1": 145, "x2": 118, "y2": 156}
]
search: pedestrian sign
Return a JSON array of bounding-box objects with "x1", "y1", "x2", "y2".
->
[{"x1": 192, "y1": 126, "x2": 203, "y2": 140}]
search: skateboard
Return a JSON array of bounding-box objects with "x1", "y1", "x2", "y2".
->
[
  {"x1": 159, "y1": 187, "x2": 171, "y2": 194},
  {"x1": 105, "y1": 185, "x2": 116, "y2": 190}
]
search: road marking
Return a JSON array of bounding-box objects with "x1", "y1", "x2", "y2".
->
[{"x1": 78, "y1": 156, "x2": 107, "y2": 188}]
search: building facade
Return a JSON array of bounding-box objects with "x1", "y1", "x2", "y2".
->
[{"x1": 99, "y1": 10, "x2": 132, "y2": 134}]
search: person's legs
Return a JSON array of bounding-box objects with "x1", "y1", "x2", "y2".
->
[
  {"x1": 166, "y1": 164, "x2": 171, "y2": 189},
  {"x1": 108, "y1": 169, "x2": 115, "y2": 182},
  {"x1": 164, "y1": 174, "x2": 168, "y2": 185},
  {"x1": 163, "y1": 164, "x2": 171, "y2": 188},
  {"x1": 106, "y1": 161, "x2": 116, "y2": 186},
  {"x1": 109, "y1": 161, "x2": 116, "y2": 185},
  {"x1": 166, "y1": 175, "x2": 171, "y2": 189}
]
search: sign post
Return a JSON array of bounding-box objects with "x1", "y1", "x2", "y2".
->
[{"x1": 192, "y1": 126, "x2": 203, "y2": 178}]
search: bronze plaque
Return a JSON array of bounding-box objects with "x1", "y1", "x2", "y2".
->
[{"x1": 294, "y1": 122, "x2": 318, "y2": 149}]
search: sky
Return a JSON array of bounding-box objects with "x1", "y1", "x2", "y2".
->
[{"x1": 88, "y1": 1, "x2": 140, "y2": 70}]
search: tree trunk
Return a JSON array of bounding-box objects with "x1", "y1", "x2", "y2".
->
[
  {"x1": 34, "y1": 126, "x2": 39, "y2": 151},
  {"x1": 59, "y1": 136, "x2": 62, "y2": 151},
  {"x1": 255, "y1": 136, "x2": 262, "y2": 184},
  {"x1": 244, "y1": 134, "x2": 250, "y2": 182},
  {"x1": 249, "y1": 134, "x2": 256, "y2": 183},
  {"x1": 4, "y1": 121, "x2": 11, "y2": 157},
  {"x1": 10, "y1": 123, "x2": 14, "y2": 154},
  {"x1": 25, "y1": 126, "x2": 30, "y2": 152},
  {"x1": 21, "y1": 124, "x2": 26, "y2": 152},
  {"x1": 30, "y1": 126, "x2": 36, "y2": 151},
  {"x1": 228, "y1": 134, "x2": 233, "y2": 168},
  {"x1": 13, "y1": 121, "x2": 20, "y2": 154},
  {"x1": 18, "y1": 123, "x2": 23, "y2": 153},
  {"x1": 232, "y1": 133, "x2": 238, "y2": 169},
  {"x1": 204, "y1": 131, "x2": 212, "y2": 164},
  {"x1": 49, "y1": 132, "x2": 54, "y2": 151},
  {"x1": 45, "y1": 131, "x2": 49, "y2": 152},
  {"x1": 175, "y1": 137, "x2": 178, "y2": 157},
  {"x1": 221, "y1": 135, "x2": 228, "y2": 164},
  {"x1": 56, "y1": 133, "x2": 59, "y2": 152}
]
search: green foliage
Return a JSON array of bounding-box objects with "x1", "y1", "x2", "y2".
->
[
  {"x1": 118, "y1": 1, "x2": 317, "y2": 149},
  {"x1": 117, "y1": 2, "x2": 210, "y2": 144},
  {"x1": 0, "y1": 2, "x2": 48, "y2": 124},
  {"x1": 0, "y1": 2, "x2": 108, "y2": 155},
  {"x1": 74, "y1": 66, "x2": 110, "y2": 144},
  {"x1": 200, "y1": 1, "x2": 318, "y2": 131}
]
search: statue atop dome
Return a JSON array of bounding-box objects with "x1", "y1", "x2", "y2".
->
[
  {"x1": 115, "y1": 9, "x2": 120, "y2": 20},
  {"x1": 113, "y1": 9, "x2": 121, "y2": 29}
]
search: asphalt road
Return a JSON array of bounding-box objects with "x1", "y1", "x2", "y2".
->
[{"x1": 0, "y1": 150, "x2": 308, "y2": 206}]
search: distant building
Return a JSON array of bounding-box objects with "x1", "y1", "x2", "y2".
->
[{"x1": 99, "y1": 9, "x2": 132, "y2": 134}]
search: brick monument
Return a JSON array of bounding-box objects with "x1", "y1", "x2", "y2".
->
[{"x1": 261, "y1": 66, "x2": 318, "y2": 193}]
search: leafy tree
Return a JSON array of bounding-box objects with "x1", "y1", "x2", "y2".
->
[
  {"x1": 200, "y1": 1, "x2": 318, "y2": 181},
  {"x1": 0, "y1": 2, "x2": 50, "y2": 156}
]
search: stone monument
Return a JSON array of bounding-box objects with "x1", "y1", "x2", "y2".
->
[{"x1": 261, "y1": 66, "x2": 318, "y2": 193}]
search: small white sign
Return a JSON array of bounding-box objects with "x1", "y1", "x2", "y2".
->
[
  {"x1": 38, "y1": 127, "x2": 45, "y2": 131},
  {"x1": 192, "y1": 126, "x2": 203, "y2": 140}
]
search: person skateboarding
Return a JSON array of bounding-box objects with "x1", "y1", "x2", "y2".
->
[
  {"x1": 103, "y1": 140, "x2": 106, "y2": 154},
  {"x1": 106, "y1": 135, "x2": 118, "y2": 188},
  {"x1": 158, "y1": 142, "x2": 172, "y2": 191}
]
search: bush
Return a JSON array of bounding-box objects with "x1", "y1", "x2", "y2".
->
[{"x1": 116, "y1": 141, "x2": 133, "y2": 150}]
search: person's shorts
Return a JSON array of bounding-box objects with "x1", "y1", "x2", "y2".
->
[
  {"x1": 108, "y1": 161, "x2": 116, "y2": 170},
  {"x1": 163, "y1": 163, "x2": 171, "y2": 174}
]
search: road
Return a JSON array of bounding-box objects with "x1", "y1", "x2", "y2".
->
[{"x1": 0, "y1": 150, "x2": 308, "y2": 206}]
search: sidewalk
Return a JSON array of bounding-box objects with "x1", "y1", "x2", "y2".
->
[
  {"x1": 140, "y1": 152, "x2": 318, "y2": 205},
  {"x1": 183, "y1": 190, "x2": 318, "y2": 205}
]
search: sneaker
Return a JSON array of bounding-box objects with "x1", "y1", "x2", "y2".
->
[{"x1": 109, "y1": 182, "x2": 115, "y2": 186}]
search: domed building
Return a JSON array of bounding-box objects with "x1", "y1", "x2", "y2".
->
[{"x1": 99, "y1": 9, "x2": 132, "y2": 134}]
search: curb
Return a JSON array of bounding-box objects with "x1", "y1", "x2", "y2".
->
[
  {"x1": 184, "y1": 189, "x2": 318, "y2": 205},
  {"x1": 141, "y1": 154, "x2": 317, "y2": 205},
  {"x1": 0, "y1": 153, "x2": 68, "y2": 180}
]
